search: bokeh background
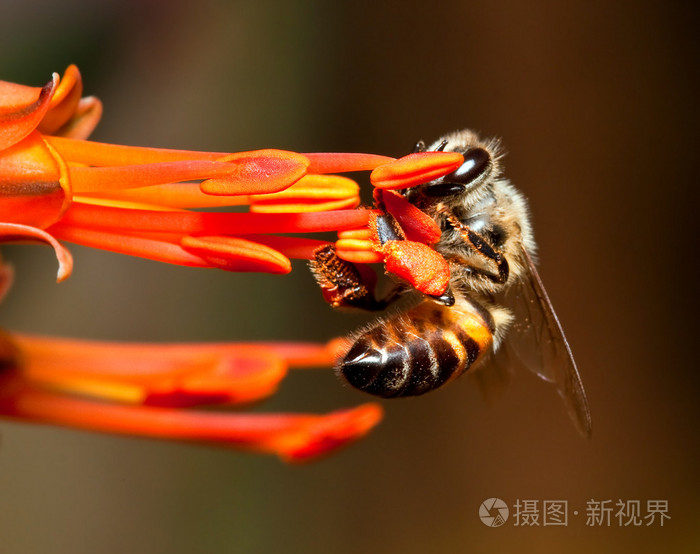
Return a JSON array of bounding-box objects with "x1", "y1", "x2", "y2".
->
[{"x1": 0, "y1": 0, "x2": 698, "y2": 552}]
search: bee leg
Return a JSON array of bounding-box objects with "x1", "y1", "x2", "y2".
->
[
  {"x1": 310, "y1": 244, "x2": 396, "y2": 311},
  {"x1": 443, "y1": 255, "x2": 507, "y2": 285},
  {"x1": 373, "y1": 211, "x2": 405, "y2": 244},
  {"x1": 462, "y1": 228, "x2": 509, "y2": 283},
  {"x1": 362, "y1": 208, "x2": 451, "y2": 303},
  {"x1": 437, "y1": 204, "x2": 509, "y2": 283}
]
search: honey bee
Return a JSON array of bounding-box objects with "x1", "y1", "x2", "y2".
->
[{"x1": 311, "y1": 130, "x2": 591, "y2": 437}]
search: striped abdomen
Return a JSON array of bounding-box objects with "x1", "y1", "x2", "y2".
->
[{"x1": 337, "y1": 297, "x2": 494, "y2": 397}]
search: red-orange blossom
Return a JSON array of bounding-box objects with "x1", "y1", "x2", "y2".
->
[{"x1": 0, "y1": 66, "x2": 460, "y2": 461}]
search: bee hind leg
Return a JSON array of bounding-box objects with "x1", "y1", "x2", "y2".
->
[{"x1": 310, "y1": 244, "x2": 399, "y2": 311}]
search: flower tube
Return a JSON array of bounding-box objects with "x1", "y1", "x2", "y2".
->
[{"x1": 0, "y1": 66, "x2": 460, "y2": 460}]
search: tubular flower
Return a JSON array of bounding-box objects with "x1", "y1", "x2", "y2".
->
[
  {"x1": 0, "y1": 65, "x2": 393, "y2": 280},
  {"x1": 0, "y1": 67, "x2": 460, "y2": 460},
  {"x1": 0, "y1": 329, "x2": 382, "y2": 462}
]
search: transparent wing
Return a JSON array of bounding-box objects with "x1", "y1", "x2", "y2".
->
[
  {"x1": 502, "y1": 247, "x2": 592, "y2": 437},
  {"x1": 467, "y1": 349, "x2": 512, "y2": 405}
]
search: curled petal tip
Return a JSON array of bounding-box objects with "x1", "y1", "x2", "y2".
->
[
  {"x1": 282, "y1": 403, "x2": 383, "y2": 463},
  {"x1": 37, "y1": 65, "x2": 83, "y2": 136},
  {"x1": 0, "y1": 72, "x2": 57, "y2": 150},
  {"x1": 55, "y1": 248, "x2": 74, "y2": 282},
  {"x1": 370, "y1": 151, "x2": 464, "y2": 190},
  {"x1": 0, "y1": 223, "x2": 73, "y2": 282},
  {"x1": 55, "y1": 96, "x2": 103, "y2": 140}
]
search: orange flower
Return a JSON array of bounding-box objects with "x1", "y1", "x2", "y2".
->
[
  {"x1": 0, "y1": 65, "x2": 394, "y2": 280},
  {"x1": 0, "y1": 66, "x2": 459, "y2": 461},
  {"x1": 0, "y1": 330, "x2": 382, "y2": 462}
]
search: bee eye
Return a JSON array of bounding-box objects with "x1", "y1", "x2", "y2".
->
[
  {"x1": 447, "y1": 147, "x2": 491, "y2": 185},
  {"x1": 420, "y1": 183, "x2": 469, "y2": 198},
  {"x1": 417, "y1": 147, "x2": 492, "y2": 199}
]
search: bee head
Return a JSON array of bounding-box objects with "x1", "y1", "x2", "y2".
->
[{"x1": 404, "y1": 131, "x2": 501, "y2": 205}]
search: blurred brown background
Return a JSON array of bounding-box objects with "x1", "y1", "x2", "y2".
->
[{"x1": 0, "y1": 0, "x2": 698, "y2": 552}]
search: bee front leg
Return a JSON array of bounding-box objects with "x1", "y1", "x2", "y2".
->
[
  {"x1": 436, "y1": 204, "x2": 510, "y2": 284},
  {"x1": 310, "y1": 244, "x2": 399, "y2": 311}
]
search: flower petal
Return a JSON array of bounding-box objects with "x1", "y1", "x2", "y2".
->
[
  {"x1": 0, "y1": 130, "x2": 71, "y2": 228},
  {"x1": 0, "y1": 371, "x2": 382, "y2": 462},
  {"x1": 370, "y1": 151, "x2": 464, "y2": 189},
  {"x1": 0, "y1": 72, "x2": 57, "y2": 150},
  {"x1": 0, "y1": 222, "x2": 73, "y2": 282},
  {"x1": 180, "y1": 235, "x2": 292, "y2": 274},
  {"x1": 54, "y1": 96, "x2": 103, "y2": 140},
  {"x1": 14, "y1": 335, "x2": 301, "y2": 407},
  {"x1": 37, "y1": 65, "x2": 84, "y2": 136},
  {"x1": 277, "y1": 403, "x2": 383, "y2": 462}
]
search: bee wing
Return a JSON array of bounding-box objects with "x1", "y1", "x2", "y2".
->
[
  {"x1": 468, "y1": 349, "x2": 512, "y2": 405},
  {"x1": 503, "y1": 247, "x2": 592, "y2": 437}
]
